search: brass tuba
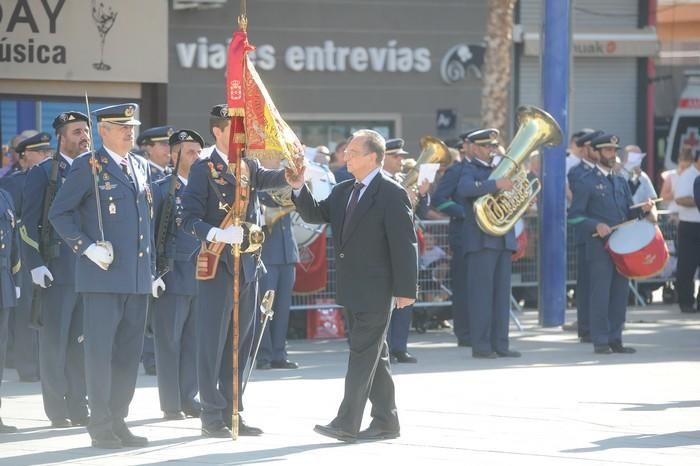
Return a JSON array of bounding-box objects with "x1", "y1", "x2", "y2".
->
[
  {"x1": 401, "y1": 136, "x2": 452, "y2": 192},
  {"x1": 473, "y1": 105, "x2": 563, "y2": 236}
]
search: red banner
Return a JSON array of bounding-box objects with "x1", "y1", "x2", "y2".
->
[{"x1": 294, "y1": 232, "x2": 328, "y2": 294}]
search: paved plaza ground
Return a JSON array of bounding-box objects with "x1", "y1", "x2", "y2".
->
[{"x1": 1, "y1": 305, "x2": 699, "y2": 465}]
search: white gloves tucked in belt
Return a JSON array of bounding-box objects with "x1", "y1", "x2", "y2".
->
[
  {"x1": 84, "y1": 243, "x2": 114, "y2": 270},
  {"x1": 30, "y1": 266, "x2": 54, "y2": 288},
  {"x1": 207, "y1": 225, "x2": 244, "y2": 245},
  {"x1": 152, "y1": 277, "x2": 166, "y2": 298}
]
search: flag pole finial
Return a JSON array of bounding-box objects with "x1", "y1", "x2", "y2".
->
[{"x1": 238, "y1": 0, "x2": 247, "y2": 31}]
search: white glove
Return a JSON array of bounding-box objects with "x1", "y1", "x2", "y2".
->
[
  {"x1": 30, "y1": 266, "x2": 54, "y2": 288},
  {"x1": 208, "y1": 225, "x2": 244, "y2": 245},
  {"x1": 152, "y1": 277, "x2": 166, "y2": 298},
  {"x1": 84, "y1": 243, "x2": 114, "y2": 270},
  {"x1": 15, "y1": 286, "x2": 20, "y2": 300}
]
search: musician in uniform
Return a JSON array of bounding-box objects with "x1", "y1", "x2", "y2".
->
[
  {"x1": 569, "y1": 134, "x2": 654, "y2": 354},
  {"x1": 181, "y1": 104, "x2": 290, "y2": 438},
  {"x1": 22, "y1": 112, "x2": 90, "y2": 428},
  {"x1": 456, "y1": 129, "x2": 520, "y2": 359},
  {"x1": 151, "y1": 129, "x2": 203, "y2": 419},
  {"x1": 0, "y1": 186, "x2": 22, "y2": 433},
  {"x1": 432, "y1": 130, "x2": 477, "y2": 347},
  {"x1": 1, "y1": 133, "x2": 52, "y2": 382},
  {"x1": 256, "y1": 159, "x2": 300, "y2": 370},
  {"x1": 566, "y1": 129, "x2": 603, "y2": 343},
  {"x1": 49, "y1": 103, "x2": 154, "y2": 448}
]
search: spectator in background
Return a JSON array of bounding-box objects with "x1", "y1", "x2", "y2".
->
[
  {"x1": 2, "y1": 131, "x2": 39, "y2": 177},
  {"x1": 661, "y1": 144, "x2": 694, "y2": 219},
  {"x1": 331, "y1": 140, "x2": 353, "y2": 183},
  {"x1": 314, "y1": 146, "x2": 331, "y2": 166},
  {"x1": 619, "y1": 145, "x2": 657, "y2": 205},
  {"x1": 673, "y1": 151, "x2": 700, "y2": 314}
]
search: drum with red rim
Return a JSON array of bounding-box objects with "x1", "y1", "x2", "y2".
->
[{"x1": 605, "y1": 220, "x2": 669, "y2": 279}]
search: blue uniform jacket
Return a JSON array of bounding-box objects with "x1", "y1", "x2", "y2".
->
[
  {"x1": 181, "y1": 149, "x2": 288, "y2": 284},
  {"x1": 0, "y1": 188, "x2": 21, "y2": 308},
  {"x1": 20, "y1": 157, "x2": 77, "y2": 286},
  {"x1": 456, "y1": 159, "x2": 517, "y2": 253},
  {"x1": 568, "y1": 168, "x2": 635, "y2": 260},
  {"x1": 567, "y1": 162, "x2": 595, "y2": 245},
  {"x1": 432, "y1": 160, "x2": 468, "y2": 248},
  {"x1": 48, "y1": 148, "x2": 155, "y2": 295},
  {"x1": 259, "y1": 192, "x2": 299, "y2": 266},
  {"x1": 153, "y1": 174, "x2": 199, "y2": 297},
  {"x1": 694, "y1": 175, "x2": 700, "y2": 212}
]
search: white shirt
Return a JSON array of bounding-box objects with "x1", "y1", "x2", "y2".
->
[
  {"x1": 178, "y1": 175, "x2": 188, "y2": 186},
  {"x1": 60, "y1": 153, "x2": 74, "y2": 166},
  {"x1": 103, "y1": 146, "x2": 129, "y2": 167},
  {"x1": 675, "y1": 165, "x2": 700, "y2": 222}
]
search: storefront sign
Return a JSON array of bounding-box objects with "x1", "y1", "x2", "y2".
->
[
  {"x1": 523, "y1": 31, "x2": 659, "y2": 57},
  {"x1": 0, "y1": 0, "x2": 167, "y2": 82}
]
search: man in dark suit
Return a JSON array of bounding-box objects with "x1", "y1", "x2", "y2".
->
[
  {"x1": 22, "y1": 112, "x2": 91, "y2": 428},
  {"x1": 288, "y1": 129, "x2": 418, "y2": 443},
  {"x1": 456, "y1": 129, "x2": 520, "y2": 359},
  {"x1": 49, "y1": 103, "x2": 154, "y2": 449}
]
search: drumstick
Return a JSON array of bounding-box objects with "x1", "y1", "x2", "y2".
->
[
  {"x1": 629, "y1": 197, "x2": 663, "y2": 210},
  {"x1": 591, "y1": 218, "x2": 639, "y2": 238}
]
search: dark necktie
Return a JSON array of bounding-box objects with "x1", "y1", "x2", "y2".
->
[
  {"x1": 120, "y1": 157, "x2": 131, "y2": 179},
  {"x1": 341, "y1": 182, "x2": 364, "y2": 241}
]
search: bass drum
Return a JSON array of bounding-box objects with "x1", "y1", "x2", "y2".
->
[
  {"x1": 605, "y1": 219, "x2": 669, "y2": 279},
  {"x1": 292, "y1": 161, "x2": 335, "y2": 246}
]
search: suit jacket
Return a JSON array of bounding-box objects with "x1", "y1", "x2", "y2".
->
[
  {"x1": 456, "y1": 159, "x2": 517, "y2": 253},
  {"x1": 21, "y1": 156, "x2": 77, "y2": 286},
  {"x1": 49, "y1": 148, "x2": 155, "y2": 295},
  {"x1": 293, "y1": 171, "x2": 418, "y2": 311},
  {"x1": 181, "y1": 149, "x2": 288, "y2": 283},
  {"x1": 568, "y1": 167, "x2": 635, "y2": 261},
  {"x1": 153, "y1": 174, "x2": 199, "y2": 296}
]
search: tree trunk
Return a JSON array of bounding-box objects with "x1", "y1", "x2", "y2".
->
[{"x1": 481, "y1": 0, "x2": 516, "y2": 137}]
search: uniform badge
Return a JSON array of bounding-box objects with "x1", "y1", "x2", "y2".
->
[
  {"x1": 103, "y1": 173, "x2": 110, "y2": 181},
  {"x1": 214, "y1": 178, "x2": 227, "y2": 185},
  {"x1": 596, "y1": 183, "x2": 605, "y2": 190},
  {"x1": 109, "y1": 202, "x2": 117, "y2": 215},
  {"x1": 59, "y1": 161, "x2": 67, "y2": 170}
]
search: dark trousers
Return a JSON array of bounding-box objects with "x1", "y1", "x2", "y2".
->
[
  {"x1": 387, "y1": 305, "x2": 412, "y2": 353},
  {"x1": 575, "y1": 243, "x2": 591, "y2": 338},
  {"x1": 153, "y1": 292, "x2": 198, "y2": 413},
  {"x1": 197, "y1": 269, "x2": 256, "y2": 428},
  {"x1": 0, "y1": 308, "x2": 9, "y2": 410},
  {"x1": 259, "y1": 264, "x2": 295, "y2": 363},
  {"x1": 331, "y1": 305, "x2": 398, "y2": 434},
  {"x1": 676, "y1": 221, "x2": 700, "y2": 309},
  {"x1": 39, "y1": 285, "x2": 87, "y2": 422},
  {"x1": 466, "y1": 249, "x2": 512, "y2": 355},
  {"x1": 9, "y1": 271, "x2": 39, "y2": 379},
  {"x1": 450, "y1": 244, "x2": 470, "y2": 343},
  {"x1": 82, "y1": 293, "x2": 148, "y2": 436},
  {"x1": 141, "y1": 335, "x2": 156, "y2": 372},
  {"x1": 586, "y1": 244, "x2": 628, "y2": 346}
]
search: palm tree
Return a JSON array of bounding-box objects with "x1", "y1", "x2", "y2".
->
[{"x1": 481, "y1": 0, "x2": 517, "y2": 136}]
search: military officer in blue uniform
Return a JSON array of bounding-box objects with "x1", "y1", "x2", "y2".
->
[
  {"x1": 49, "y1": 103, "x2": 154, "y2": 449},
  {"x1": 22, "y1": 112, "x2": 91, "y2": 428},
  {"x1": 151, "y1": 129, "x2": 204, "y2": 419},
  {"x1": 256, "y1": 162, "x2": 300, "y2": 370},
  {"x1": 136, "y1": 126, "x2": 175, "y2": 375},
  {"x1": 456, "y1": 129, "x2": 520, "y2": 359},
  {"x1": 1, "y1": 133, "x2": 52, "y2": 382},
  {"x1": 181, "y1": 104, "x2": 290, "y2": 438},
  {"x1": 432, "y1": 130, "x2": 477, "y2": 347},
  {"x1": 569, "y1": 134, "x2": 654, "y2": 354},
  {"x1": 0, "y1": 187, "x2": 22, "y2": 433},
  {"x1": 566, "y1": 129, "x2": 603, "y2": 343}
]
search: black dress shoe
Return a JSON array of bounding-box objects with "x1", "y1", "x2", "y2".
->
[
  {"x1": 472, "y1": 351, "x2": 498, "y2": 359},
  {"x1": 457, "y1": 340, "x2": 472, "y2": 347},
  {"x1": 610, "y1": 343, "x2": 636, "y2": 354},
  {"x1": 0, "y1": 418, "x2": 17, "y2": 433},
  {"x1": 19, "y1": 375, "x2": 39, "y2": 383},
  {"x1": 164, "y1": 411, "x2": 185, "y2": 420},
  {"x1": 270, "y1": 359, "x2": 299, "y2": 369},
  {"x1": 90, "y1": 431, "x2": 123, "y2": 449},
  {"x1": 114, "y1": 426, "x2": 148, "y2": 447},
  {"x1": 680, "y1": 305, "x2": 697, "y2": 313},
  {"x1": 256, "y1": 360, "x2": 271, "y2": 370},
  {"x1": 390, "y1": 351, "x2": 417, "y2": 363},
  {"x1": 202, "y1": 422, "x2": 231, "y2": 438},
  {"x1": 50, "y1": 418, "x2": 73, "y2": 428},
  {"x1": 579, "y1": 335, "x2": 592, "y2": 343},
  {"x1": 182, "y1": 407, "x2": 201, "y2": 418},
  {"x1": 313, "y1": 424, "x2": 356, "y2": 443},
  {"x1": 238, "y1": 418, "x2": 263, "y2": 436},
  {"x1": 357, "y1": 426, "x2": 400, "y2": 441},
  {"x1": 496, "y1": 350, "x2": 521, "y2": 358},
  {"x1": 594, "y1": 345, "x2": 612, "y2": 354}
]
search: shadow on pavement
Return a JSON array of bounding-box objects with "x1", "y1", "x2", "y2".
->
[{"x1": 562, "y1": 430, "x2": 700, "y2": 453}]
